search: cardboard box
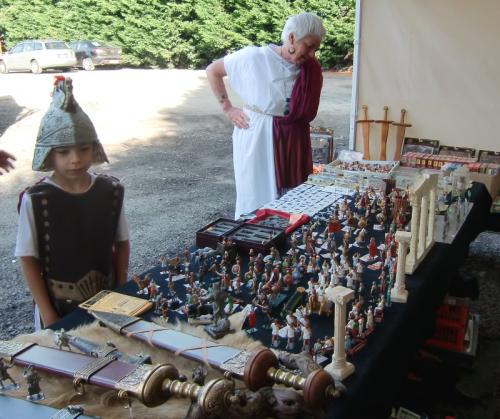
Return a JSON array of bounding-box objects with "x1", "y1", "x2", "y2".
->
[{"x1": 469, "y1": 171, "x2": 500, "y2": 199}]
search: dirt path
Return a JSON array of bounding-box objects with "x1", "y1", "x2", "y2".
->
[{"x1": 0, "y1": 68, "x2": 351, "y2": 338}]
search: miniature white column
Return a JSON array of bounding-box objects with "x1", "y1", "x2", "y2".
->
[
  {"x1": 408, "y1": 194, "x2": 420, "y2": 267},
  {"x1": 427, "y1": 180, "x2": 437, "y2": 247},
  {"x1": 325, "y1": 285, "x2": 355, "y2": 381},
  {"x1": 418, "y1": 194, "x2": 429, "y2": 257},
  {"x1": 392, "y1": 231, "x2": 411, "y2": 303}
]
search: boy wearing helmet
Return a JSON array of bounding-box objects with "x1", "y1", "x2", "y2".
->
[{"x1": 15, "y1": 76, "x2": 130, "y2": 328}]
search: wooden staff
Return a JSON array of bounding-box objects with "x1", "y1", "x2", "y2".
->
[
  {"x1": 375, "y1": 106, "x2": 393, "y2": 161},
  {"x1": 356, "y1": 105, "x2": 374, "y2": 160},
  {"x1": 392, "y1": 109, "x2": 412, "y2": 160}
]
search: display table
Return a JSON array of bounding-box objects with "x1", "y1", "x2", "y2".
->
[{"x1": 47, "y1": 182, "x2": 492, "y2": 419}]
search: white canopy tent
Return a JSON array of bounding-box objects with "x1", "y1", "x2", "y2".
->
[{"x1": 349, "y1": 0, "x2": 500, "y2": 158}]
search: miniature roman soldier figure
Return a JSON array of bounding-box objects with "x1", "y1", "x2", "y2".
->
[
  {"x1": 24, "y1": 365, "x2": 43, "y2": 401},
  {"x1": 246, "y1": 305, "x2": 257, "y2": 333},
  {"x1": 233, "y1": 274, "x2": 242, "y2": 295},
  {"x1": 0, "y1": 358, "x2": 18, "y2": 390},
  {"x1": 271, "y1": 319, "x2": 281, "y2": 348},
  {"x1": 301, "y1": 323, "x2": 312, "y2": 352},
  {"x1": 286, "y1": 324, "x2": 295, "y2": 351},
  {"x1": 148, "y1": 280, "x2": 159, "y2": 301},
  {"x1": 328, "y1": 214, "x2": 342, "y2": 234},
  {"x1": 368, "y1": 237, "x2": 377, "y2": 260},
  {"x1": 306, "y1": 234, "x2": 316, "y2": 256},
  {"x1": 231, "y1": 256, "x2": 242, "y2": 276}
]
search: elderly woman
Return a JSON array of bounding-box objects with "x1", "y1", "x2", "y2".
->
[{"x1": 206, "y1": 12, "x2": 326, "y2": 219}]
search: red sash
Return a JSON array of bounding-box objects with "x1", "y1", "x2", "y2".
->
[{"x1": 272, "y1": 58, "x2": 323, "y2": 190}]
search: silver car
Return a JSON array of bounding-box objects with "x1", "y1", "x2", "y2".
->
[{"x1": 0, "y1": 39, "x2": 77, "y2": 74}]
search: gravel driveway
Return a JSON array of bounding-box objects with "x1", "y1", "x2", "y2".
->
[{"x1": 0, "y1": 68, "x2": 352, "y2": 338}]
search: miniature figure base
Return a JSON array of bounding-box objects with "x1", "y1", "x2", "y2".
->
[
  {"x1": 325, "y1": 359, "x2": 355, "y2": 381},
  {"x1": 391, "y1": 288, "x2": 408, "y2": 303},
  {"x1": 27, "y1": 392, "x2": 45, "y2": 401},
  {"x1": 0, "y1": 383, "x2": 19, "y2": 393}
]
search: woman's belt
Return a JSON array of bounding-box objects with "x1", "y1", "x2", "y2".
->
[{"x1": 243, "y1": 104, "x2": 281, "y2": 117}]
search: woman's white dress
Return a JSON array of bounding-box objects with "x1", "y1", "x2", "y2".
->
[{"x1": 224, "y1": 45, "x2": 298, "y2": 219}]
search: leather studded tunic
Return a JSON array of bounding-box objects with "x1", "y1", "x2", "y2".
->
[{"x1": 28, "y1": 175, "x2": 124, "y2": 316}]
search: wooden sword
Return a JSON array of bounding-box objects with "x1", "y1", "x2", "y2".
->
[
  {"x1": 356, "y1": 105, "x2": 374, "y2": 160},
  {"x1": 375, "y1": 106, "x2": 393, "y2": 161},
  {"x1": 392, "y1": 109, "x2": 412, "y2": 160}
]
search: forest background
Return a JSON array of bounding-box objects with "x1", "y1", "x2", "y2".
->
[{"x1": 0, "y1": 0, "x2": 355, "y2": 69}]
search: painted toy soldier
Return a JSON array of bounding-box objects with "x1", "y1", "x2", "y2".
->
[
  {"x1": 160, "y1": 300, "x2": 170, "y2": 320},
  {"x1": 154, "y1": 292, "x2": 164, "y2": 314},
  {"x1": 368, "y1": 237, "x2": 377, "y2": 260},
  {"x1": 301, "y1": 323, "x2": 312, "y2": 352},
  {"x1": 167, "y1": 273, "x2": 176, "y2": 296},
  {"x1": 285, "y1": 324, "x2": 296, "y2": 351},
  {"x1": 271, "y1": 319, "x2": 281, "y2": 348},
  {"x1": 0, "y1": 358, "x2": 18, "y2": 390},
  {"x1": 148, "y1": 279, "x2": 159, "y2": 301},
  {"x1": 313, "y1": 339, "x2": 323, "y2": 363},
  {"x1": 54, "y1": 328, "x2": 71, "y2": 351},
  {"x1": 246, "y1": 305, "x2": 257, "y2": 334},
  {"x1": 24, "y1": 365, "x2": 44, "y2": 400}
]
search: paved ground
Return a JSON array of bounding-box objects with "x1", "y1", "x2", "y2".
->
[{"x1": 0, "y1": 68, "x2": 352, "y2": 338}]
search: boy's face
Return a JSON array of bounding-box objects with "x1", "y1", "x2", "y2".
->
[{"x1": 51, "y1": 144, "x2": 93, "y2": 179}]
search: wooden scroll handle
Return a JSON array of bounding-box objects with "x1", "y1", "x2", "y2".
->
[{"x1": 243, "y1": 349, "x2": 337, "y2": 407}]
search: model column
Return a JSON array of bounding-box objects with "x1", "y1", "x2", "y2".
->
[
  {"x1": 325, "y1": 285, "x2": 355, "y2": 380},
  {"x1": 427, "y1": 176, "x2": 438, "y2": 246},
  {"x1": 418, "y1": 194, "x2": 429, "y2": 257},
  {"x1": 391, "y1": 231, "x2": 411, "y2": 303},
  {"x1": 408, "y1": 193, "x2": 420, "y2": 269}
]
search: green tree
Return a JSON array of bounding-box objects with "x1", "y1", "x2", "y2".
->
[{"x1": 0, "y1": 0, "x2": 355, "y2": 69}]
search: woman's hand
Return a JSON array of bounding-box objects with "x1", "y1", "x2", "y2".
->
[
  {"x1": 0, "y1": 150, "x2": 16, "y2": 174},
  {"x1": 225, "y1": 106, "x2": 249, "y2": 129}
]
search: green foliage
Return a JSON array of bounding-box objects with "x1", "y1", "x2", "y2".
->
[{"x1": 0, "y1": 0, "x2": 355, "y2": 69}]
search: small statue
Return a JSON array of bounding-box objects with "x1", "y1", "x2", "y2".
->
[
  {"x1": 148, "y1": 279, "x2": 159, "y2": 301},
  {"x1": 271, "y1": 319, "x2": 281, "y2": 348},
  {"x1": 24, "y1": 365, "x2": 44, "y2": 401},
  {"x1": 285, "y1": 324, "x2": 296, "y2": 351},
  {"x1": 368, "y1": 237, "x2": 377, "y2": 260},
  {"x1": 204, "y1": 282, "x2": 231, "y2": 339},
  {"x1": 246, "y1": 305, "x2": 258, "y2": 334},
  {"x1": 0, "y1": 357, "x2": 18, "y2": 391},
  {"x1": 154, "y1": 292, "x2": 164, "y2": 314},
  {"x1": 54, "y1": 329, "x2": 71, "y2": 351}
]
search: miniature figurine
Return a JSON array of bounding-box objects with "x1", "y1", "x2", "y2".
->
[
  {"x1": 148, "y1": 279, "x2": 159, "y2": 301},
  {"x1": 285, "y1": 324, "x2": 296, "y2": 351},
  {"x1": 368, "y1": 237, "x2": 377, "y2": 260},
  {"x1": 313, "y1": 338, "x2": 323, "y2": 362},
  {"x1": 159, "y1": 255, "x2": 168, "y2": 274},
  {"x1": 358, "y1": 315, "x2": 365, "y2": 338},
  {"x1": 204, "y1": 282, "x2": 231, "y2": 339},
  {"x1": 54, "y1": 328, "x2": 71, "y2": 351},
  {"x1": 366, "y1": 306, "x2": 374, "y2": 330},
  {"x1": 0, "y1": 358, "x2": 18, "y2": 391},
  {"x1": 232, "y1": 256, "x2": 242, "y2": 276},
  {"x1": 153, "y1": 292, "x2": 164, "y2": 314},
  {"x1": 246, "y1": 305, "x2": 258, "y2": 334},
  {"x1": 24, "y1": 365, "x2": 44, "y2": 401}
]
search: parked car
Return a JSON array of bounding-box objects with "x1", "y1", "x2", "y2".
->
[
  {"x1": 0, "y1": 39, "x2": 76, "y2": 74},
  {"x1": 69, "y1": 40, "x2": 122, "y2": 71}
]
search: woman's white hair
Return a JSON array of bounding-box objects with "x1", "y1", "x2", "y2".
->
[{"x1": 281, "y1": 12, "x2": 326, "y2": 43}]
